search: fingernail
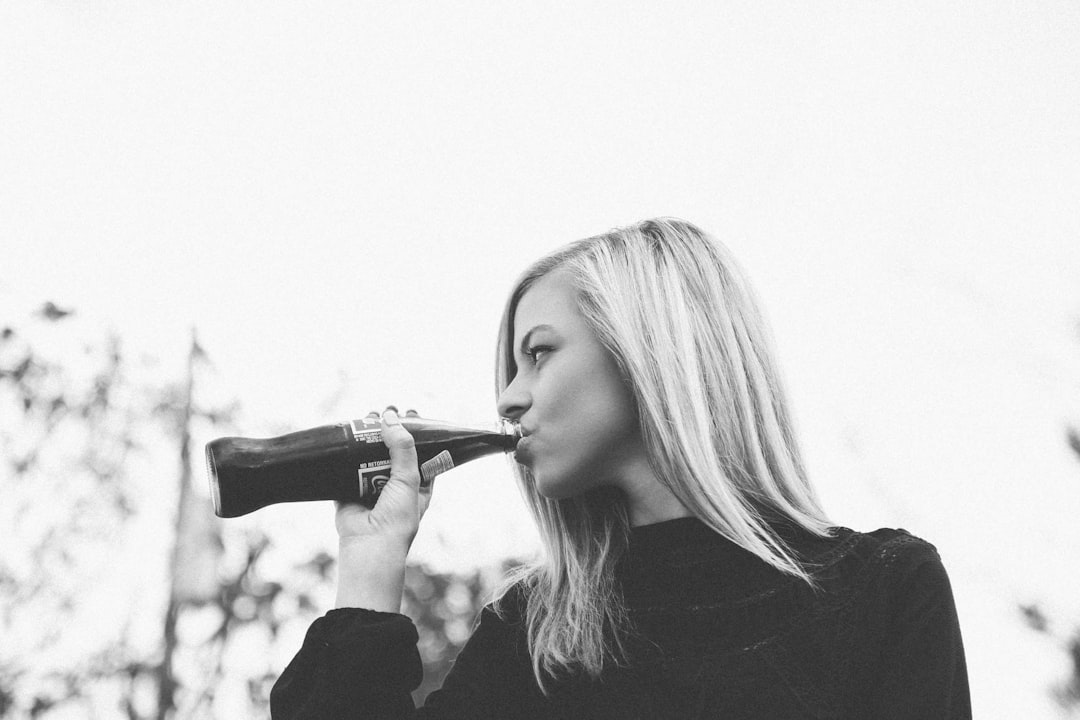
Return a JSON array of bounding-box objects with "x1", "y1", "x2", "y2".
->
[{"x1": 383, "y1": 408, "x2": 400, "y2": 424}]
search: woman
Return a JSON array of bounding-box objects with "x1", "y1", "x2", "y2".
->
[{"x1": 271, "y1": 218, "x2": 971, "y2": 719}]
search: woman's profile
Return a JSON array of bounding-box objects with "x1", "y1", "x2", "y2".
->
[{"x1": 271, "y1": 218, "x2": 971, "y2": 719}]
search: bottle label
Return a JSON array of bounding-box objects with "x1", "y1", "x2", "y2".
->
[
  {"x1": 349, "y1": 417, "x2": 385, "y2": 443},
  {"x1": 358, "y1": 463, "x2": 392, "y2": 499},
  {"x1": 419, "y1": 450, "x2": 454, "y2": 488}
]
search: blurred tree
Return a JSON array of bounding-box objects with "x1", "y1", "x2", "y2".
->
[
  {"x1": 1017, "y1": 406, "x2": 1080, "y2": 714},
  {"x1": 0, "y1": 301, "x2": 523, "y2": 717},
  {"x1": 0, "y1": 302, "x2": 142, "y2": 716},
  {"x1": 403, "y1": 560, "x2": 518, "y2": 706},
  {"x1": 1019, "y1": 601, "x2": 1080, "y2": 713},
  {"x1": 0, "y1": 304, "x2": 325, "y2": 718}
]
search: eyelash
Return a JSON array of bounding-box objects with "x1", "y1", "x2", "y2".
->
[{"x1": 524, "y1": 345, "x2": 553, "y2": 365}]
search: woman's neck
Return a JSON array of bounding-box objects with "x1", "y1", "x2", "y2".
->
[{"x1": 619, "y1": 471, "x2": 693, "y2": 527}]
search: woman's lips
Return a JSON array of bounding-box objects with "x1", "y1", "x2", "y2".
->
[{"x1": 513, "y1": 436, "x2": 534, "y2": 465}]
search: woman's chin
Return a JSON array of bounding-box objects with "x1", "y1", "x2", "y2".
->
[
  {"x1": 533, "y1": 475, "x2": 574, "y2": 500},
  {"x1": 533, "y1": 472, "x2": 594, "y2": 501}
]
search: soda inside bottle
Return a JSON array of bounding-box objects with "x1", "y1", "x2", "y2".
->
[{"x1": 205, "y1": 416, "x2": 520, "y2": 518}]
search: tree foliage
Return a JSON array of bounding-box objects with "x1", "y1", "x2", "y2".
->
[
  {"x1": 0, "y1": 303, "x2": 142, "y2": 716},
  {"x1": 403, "y1": 561, "x2": 516, "y2": 706},
  {"x1": 0, "y1": 302, "x2": 508, "y2": 718},
  {"x1": 1017, "y1": 332, "x2": 1080, "y2": 714}
]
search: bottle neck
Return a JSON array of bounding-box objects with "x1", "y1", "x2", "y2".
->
[
  {"x1": 396, "y1": 416, "x2": 521, "y2": 449},
  {"x1": 496, "y1": 417, "x2": 522, "y2": 444}
]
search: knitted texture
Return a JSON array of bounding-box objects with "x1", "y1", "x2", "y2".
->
[{"x1": 272, "y1": 518, "x2": 971, "y2": 719}]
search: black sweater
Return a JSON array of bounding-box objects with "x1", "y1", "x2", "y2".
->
[{"x1": 271, "y1": 518, "x2": 971, "y2": 719}]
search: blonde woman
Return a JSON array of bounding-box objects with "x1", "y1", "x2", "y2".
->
[{"x1": 272, "y1": 218, "x2": 971, "y2": 719}]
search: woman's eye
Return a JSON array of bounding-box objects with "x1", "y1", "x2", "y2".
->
[{"x1": 526, "y1": 346, "x2": 553, "y2": 364}]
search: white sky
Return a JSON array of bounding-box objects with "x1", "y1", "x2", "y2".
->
[{"x1": 3, "y1": 2, "x2": 1080, "y2": 717}]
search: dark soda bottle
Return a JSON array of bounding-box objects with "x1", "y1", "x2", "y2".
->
[{"x1": 205, "y1": 416, "x2": 521, "y2": 518}]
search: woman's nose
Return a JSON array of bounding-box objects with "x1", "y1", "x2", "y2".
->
[{"x1": 497, "y1": 377, "x2": 530, "y2": 421}]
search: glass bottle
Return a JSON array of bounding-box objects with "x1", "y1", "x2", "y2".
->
[{"x1": 205, "y1": 416, "x2": 520, "y2": 518}]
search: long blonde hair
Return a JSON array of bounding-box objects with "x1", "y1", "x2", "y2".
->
[{"x1": 493, "y1": 217, "x2": 832, "y2": 692}]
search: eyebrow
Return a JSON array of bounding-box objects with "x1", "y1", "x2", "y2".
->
[{"x1": 516, "y1": 324, "x2": 555, "y2": 359}]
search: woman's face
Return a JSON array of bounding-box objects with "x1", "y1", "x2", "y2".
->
[{"x1": 496, "y1": 270, "x2": 649, "y2": 499}]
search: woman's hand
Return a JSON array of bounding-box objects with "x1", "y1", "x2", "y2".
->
[
  {"x1": 335, "y1": 407, "x2": 433, "y2": 542},
  {"x1": 333, "y1": 407, "x2": 433, "y2": 611}
]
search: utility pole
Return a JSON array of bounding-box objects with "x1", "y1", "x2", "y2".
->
[{"x1": 155, "y1": 329, "x2": 201, "y2": 720}]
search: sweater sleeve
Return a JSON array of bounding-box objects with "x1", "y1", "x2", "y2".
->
[
  {"x1": 873, "y1": 538, "x2": 972, "y2": 720},
  {"x1": 270, "y1": 608, "x2": 423, "y2": 719},
  {"x1": 418, "y1": 592, "x2": 546, "y2": 718},
  {"x1": 270, "y1": 590, "x2": 543, "y2": 720}
]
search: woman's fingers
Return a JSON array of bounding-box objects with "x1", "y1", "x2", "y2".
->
[
  {"x1": 342, "y1": 406, "x2": 430, "y2": 535},
  {"x1": 371, "y1": 408, "x2": 422, "y2": 520},
  {"x1": 396, "y1": 408, "x2": 433, "y2": 516},
  {"x1": 380, "y1": 408, "x2": 417, "y2": 486}
]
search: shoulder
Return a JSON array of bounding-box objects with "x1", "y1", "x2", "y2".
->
[
  {"x1": 819, "y1": 527, "x2": 957, "y2": 611},
  {"x1": 813, "y1": 526, "x2": 943, "y2": 569},
  {"x1": 753, "y1": 529, "x2": 968, "y2": 716},
  {"x1": 854, "y1": 527, "x2": 948, "y2": 577}
]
